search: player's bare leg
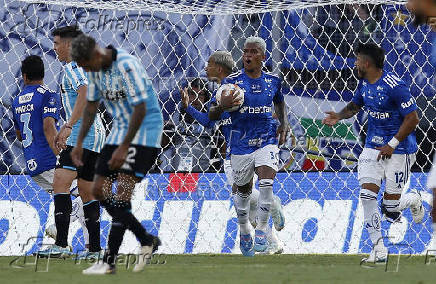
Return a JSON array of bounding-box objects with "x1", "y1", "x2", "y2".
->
[{"x1": 253, "y1": 165, "x2": 276, "y2": 252}]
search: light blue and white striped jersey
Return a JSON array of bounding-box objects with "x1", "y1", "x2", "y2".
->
[
  {"x1": 61, "y1": 61, "x2": 105, "y2": 152},
  {"x1": 86, "y1": 47, "x2": 163, "y2": 148}
]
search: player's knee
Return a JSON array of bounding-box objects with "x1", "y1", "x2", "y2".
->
[{"x1": 237, "y1": 182, "x2": 252, "y2": 195}]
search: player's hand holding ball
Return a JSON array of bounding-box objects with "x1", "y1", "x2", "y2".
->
[{"x1": 216, "y1": 83, "x2": 244, "y2": 112}]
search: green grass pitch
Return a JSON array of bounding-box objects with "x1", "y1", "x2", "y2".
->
[{"x1": 1, "y1": 254, "x2": 436, "y2": 283}]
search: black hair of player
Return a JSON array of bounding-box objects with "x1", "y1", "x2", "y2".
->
[
  {"x1": 21, "y1": 55, "x2": 44, "y2": 80},
  {"x1": 52, "y1": 25, "x2": 83, "y2": 38},
  {"x1": 71, "y1": 34, "x2": 96, "y2": 62},
  {"x1": 355, "y1": 42, "x2": 385, "y2": 69}
]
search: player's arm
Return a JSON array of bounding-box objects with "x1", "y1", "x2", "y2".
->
[
  {"x1": 71, "y1": 100, "x2": 99, "y2": 167},
  {"x1": 323, "y1": 102, "x2": 362, "y2": 126},
  {"x1": 274, "y1": 100, "x2": 290, "y2": 145},
  {"x1": 273, "y1": 80, "x2": 290, "y2": 145},
  {"x1": 43, "y1": 117, "x2": 60, "y2": 156},
  {"x1": 56, "y1": 85, "x2": 88, "y2": 150},
  {"x1": 181, "y1": 86, "x2": 215, "y2": 128},
  {"x1": 13, "y1": 116, "x2": 22, "y2": 141},
  {"x1": 15, "y1": 130, "x2": 22, "y2": 141}
]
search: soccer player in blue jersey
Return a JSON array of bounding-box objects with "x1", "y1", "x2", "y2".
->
[
  {"x1": 13, "y1": 55, "x2": 93, "y2": 257},
  {"x1": 182, "y1": 50, "x2": 285, "y2": 254},
  {"x1": 70, "y1": 34, "x2": 163, "y2": 274},
  {"x1": 323, "y1": 42, "x2": 424, "y2": 263},
  {"x1": 208, "y1": 37, "x2": 290, "y2": 256},
  {"x1": 12, "y1": 55, "x2": 61, "y2": 184},
  {"x1": 38, "y1": 26, "x2": 106, "y2": 259}
]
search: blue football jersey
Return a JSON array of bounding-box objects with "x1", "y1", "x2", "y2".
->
[
  {"x1": 86, "y1": 47, "x2": 163, "y2": 148},
  {"x1": 352, "y1": 72, "x2": 417, "y2": 154},
  {"x1": 222, "y1": 70, "x2": 284, "y2": 155},
  {"x1": 12, "y1": 85, "x2": 61, "y2": 176},
  {"x1": 61, "y1": 61, "x2": 105, "y2": 152}
]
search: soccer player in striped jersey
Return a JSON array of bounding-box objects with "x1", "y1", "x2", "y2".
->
[
  {"x1": 71, "y1": 34, "x2": 163, "y2": 274},
  {"x1": 182, "y1": 50, "x2": 285, "y2": 255},
  {"x1": 37, "y1": 26, "x2": 106, "y2": 259},
  {"x1": 323, "y1": 42, "x2": 424, "y2": 263},
  {"x1": 208, "y1": 37, "x2": 290, "y2": 256}
]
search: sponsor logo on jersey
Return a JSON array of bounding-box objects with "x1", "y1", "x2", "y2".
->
[
  {"x1": 18, "y1": 93, "x2": 34, "y2": 104},
  {"x1": 48, "y1": 97, "x2": 56, "y2": 106},
  {"x1": 15, "y1": 104, "x2": 34, "y2": 114},
  {"x1": 43, "y1": 107, "x2": 57, "y2": 113},
  {"x1": 103, "y1": 90, "x2": 127, "y2": 101},
  {"x1": 248, "y1": 138, "x2": 263, "y2": 147},
  {"x1": 220, "y1": 117, "x2": 232, "y2": 126},
  {"x1": 368, "y1": 110, "x2": 390, "y2": 119},
  {"x1": 371, "y1": 136, "x2": 384, "y2": 145},
  {"x1": 377, "y1": 86, "x2": 384, "y2": 91},
  {"x1": 264, "y1": 78, "x2": 272, "y2": 83},
  {"x1": 239, "y1": 105, "x2": 272, "y2": 114},
  {"x1": 401, "y1": 97, "x2": 415, "y2": 109}
]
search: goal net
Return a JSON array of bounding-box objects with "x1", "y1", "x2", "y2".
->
[{"x1": 0, "y1": 0, "x2": 434, "y2": 255}]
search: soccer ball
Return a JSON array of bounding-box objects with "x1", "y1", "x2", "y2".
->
[{"x1": 215, "y1": 83, "x2": 244, "y2": 112}]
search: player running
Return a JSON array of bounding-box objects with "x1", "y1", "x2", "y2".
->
[
  {"x1": 323, "y1": 42, "x2": 424, "y2": 263},
  {"x1": 71, "y1": 34, "x2": 163, "y2": 274},
  {"x1": 209, "y1": 37, "x2": 290, "y2": 256},
  {"x1": 181, "y1": 50, "x2": 285, "y2": 255}
]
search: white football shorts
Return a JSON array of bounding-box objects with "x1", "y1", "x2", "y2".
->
[
  {"x1": 231, "y1": 144, "x2": 279, "y2": 186},
  {"x1": 358, "y1": 147, "x2": 415, "y2": 194}
]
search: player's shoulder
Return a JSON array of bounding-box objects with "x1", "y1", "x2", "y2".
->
[
  {"x1": 116, "y1": 48, "x2": 140, "y2": 66},
  {"x1": 225, "y1": 70, "x2": 243, "y2": 82},
  {"x1": 382, "y1": 72, "x2": 406, "y2": 90}
]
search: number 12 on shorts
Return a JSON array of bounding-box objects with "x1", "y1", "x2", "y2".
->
[{"x1": 395, "y1": 171, "x2": 404, "y2": 184}]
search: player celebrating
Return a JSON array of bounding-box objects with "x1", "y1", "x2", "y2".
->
[
  {"x1": 71, "y1": 34, "x2": 162, "y2": 274},
  {"x1": 323, "y1": 42, "x2": 424, "y2": 263},
  {"x1": 38, "y1": 26, "x2": 106, "y2": 259},
  {"x1": 182, "y1": 50, "x2": 285, "y2": 255},
  {"x1": 209, "y1": 37, "x2": 290, "y2": 256}
]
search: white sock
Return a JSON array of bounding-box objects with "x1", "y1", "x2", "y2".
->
[
  {"x1": 71, "y1": 197, "x2": 89, "y2": 247},
  {"x1": 266, "y1": 226, "x2": 277, "y2": 245},
  {"x1": 382, "y1": 198, "x2": 401, "y2": 222},
  {"x1": 234, "y1": 191, "x2": 251, "y2": 235},
  {"x1": 360, "y1": 188, "x2": 383, "y2": 247},
  {"x1": 399, "y1": 192, "x2": 419, "y2": 211},
  {"x1": 256, "y1": 179, "x2": 273, "y2": 232},
  {"x1": 249, "y1": 188, "x2": 259, "y2": 226}
]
